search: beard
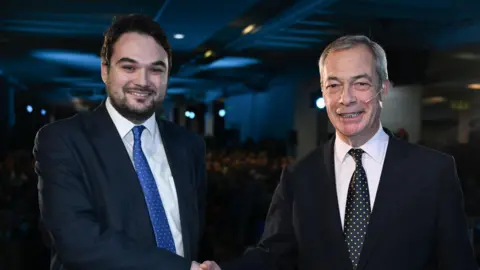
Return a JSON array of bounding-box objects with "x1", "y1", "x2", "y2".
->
[{"x1": 109, "y1": 85, "x2": 164, "y2": 124}]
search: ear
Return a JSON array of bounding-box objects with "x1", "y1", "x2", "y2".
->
[
  {"x1": 100, "y1": 60, "x2": 108, "y2": 84},
  {"x1": 379, "y1": 80, "x2": 390, "y2": 100}
]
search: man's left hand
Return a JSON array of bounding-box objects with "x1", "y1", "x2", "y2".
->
[{"x1": 200, "y1": 260, "x2": 221, "y2": 270}]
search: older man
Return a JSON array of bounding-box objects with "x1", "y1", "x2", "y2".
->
[{"x1": 201, "y1": 35, "x2": 477, "y2": 270}]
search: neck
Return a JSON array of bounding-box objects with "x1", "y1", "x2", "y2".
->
[
  {"x1": 109, "y1": 100, "x2": 154, "y2": 125},
  {"x1": 337, "y1": 121, "x2": 380, "y2": 148}
]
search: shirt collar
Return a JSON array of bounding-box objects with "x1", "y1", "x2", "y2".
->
[
  {"x1": 334, "y1": 124, "x2": 389, "y2": 164},
  {"x1": 105, "y1": 97, "x2": 157, "y2": 138}
]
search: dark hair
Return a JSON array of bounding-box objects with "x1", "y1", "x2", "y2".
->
[{"x1": 101, "y1": 14, "x2": 172, "y2": 74}]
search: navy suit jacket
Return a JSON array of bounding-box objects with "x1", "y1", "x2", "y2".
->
[
  {"x1": 33, "y1": 102, "x2": 206, "y2": 270},
  {"x1": 221, "y1": 134, "x2": 477, "y2": 270}
]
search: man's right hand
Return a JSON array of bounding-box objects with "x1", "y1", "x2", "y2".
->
[
  {"x1": 191, "y1": 261, "x2": 201, "y2": 270},
  {"x1": 199, "y1": 261, "x2": 221, "y2": 270}
]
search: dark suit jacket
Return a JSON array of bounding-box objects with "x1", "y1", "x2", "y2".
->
[
  {"x1": 33, "y1": 102, "x2": 207, "y2": 270},
  {"x1": 221, "y1": 135, "x2": 477, "y2": 270}
]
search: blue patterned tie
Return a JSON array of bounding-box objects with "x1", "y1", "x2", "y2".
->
[{"x1": 132, "y1": 125, "x2": 176, "y2": 252}]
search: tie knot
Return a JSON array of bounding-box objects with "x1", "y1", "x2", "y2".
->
[
  {"x1": 132, "y1": 125, "x2": 146, "y2": 142},
  {"x1": 348, "y1": 148, "x2": 364, "y2": 163}
]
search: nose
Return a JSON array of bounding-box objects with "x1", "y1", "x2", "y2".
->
[
  {"x1": 339, "y1": 84, "x2": 356, "y2": 105},
  {"x1": 134, "y1": 68, "x2": 149, "y2": 87}
]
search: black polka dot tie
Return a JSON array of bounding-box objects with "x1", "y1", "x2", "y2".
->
[
  {"x1": 132, "y1": 125, "x2": 176, "y2": 253},
  {"x1": 344, "y1": 148, "x2": 371, "y2": 269}
]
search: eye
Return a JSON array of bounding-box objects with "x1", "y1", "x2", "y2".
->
[
  {"x1": 150, "y1": 68, "x2": 165, "y2": 74},
  {"x1": 354, "y1": 82, "x2": 371, "y2": 90},
  {"x1": 122, "y1": 66, "x2": 136, "y2": 72}
]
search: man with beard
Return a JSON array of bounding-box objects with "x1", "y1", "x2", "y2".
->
[{"x1": 33, "y1": 14, "x2": 206, "y2": 270}]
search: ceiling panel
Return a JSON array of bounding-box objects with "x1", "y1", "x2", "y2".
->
[
  {"x1": 156, "y1": 0, "x2": 262, "y2": 51},
  {"x1": 1, "y1": 0, "x2": 480, "y2": 104}
]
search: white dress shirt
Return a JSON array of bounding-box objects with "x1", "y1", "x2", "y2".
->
[
  {"x1": 334, "y1": 125, "x2": 389, "y2": 229},
  {"x1": 105, "y1": 98, "x2": 184, "y2": 257}
]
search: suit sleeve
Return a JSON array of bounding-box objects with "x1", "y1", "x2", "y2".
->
[
  {"x1": 220, "y1": 166, "x2": 298, "y2": 270},
  {"x1": 34, "y1": 126, "x2": 192, "y2": 270},
  {"x1": 437, "y1": 156, "x2": 478, "y2": 270}
]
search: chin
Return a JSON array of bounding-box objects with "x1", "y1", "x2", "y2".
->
[
  {"x1": 131, "y1": 106, "x2": 156, "y2": 116},
  {"x1": 126, "y1": 99, "x2": 154, "y2": 109},
  {"x1": 339, "y1": 128, "x2": 364, "y2": 138},
  {"x1": 335, "y1": 122, "x2": 367, "y2": 138}
]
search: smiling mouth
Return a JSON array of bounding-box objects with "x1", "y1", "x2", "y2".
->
[
  {"x1": 126, "y1": 89, "x2": 153, "y2": 98},
  {"x1": 338, "y1": 112, "x2": 364, "y2": 118}
]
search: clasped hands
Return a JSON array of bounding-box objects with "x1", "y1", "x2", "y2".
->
[{"x1": 191, "y1": 260, "x2": 221, "y2": 270}]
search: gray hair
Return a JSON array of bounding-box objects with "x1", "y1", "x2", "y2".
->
[{"x1": 319, "y1": 35, "x2": 389, "y2": 88}]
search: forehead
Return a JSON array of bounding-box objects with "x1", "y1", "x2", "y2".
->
[
  {"x1": 322, "y1": 45, "x2": 375, "y2": 79},
  {"x1": 112, "y1": 32, "x2": 168, "y2": 65}
]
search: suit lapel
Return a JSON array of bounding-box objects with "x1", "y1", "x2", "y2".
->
[
  {"x1": 157, "y1": 118, "x2": 193, "y2": 261},
  {"x1": 85, "y1": 102, "x2": 156, "y2": 246},
  {"x1": 357, "y1": 136, "x2": 407, "y2": 270},
  {"x1": 322, "y1": 138, "x2": 353, "y2": 269}
]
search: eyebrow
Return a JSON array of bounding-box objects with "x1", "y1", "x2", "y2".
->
[
  {"x1": 351, "y1": 73, "x2": 373, "y2": 82},
  {"x1": 115, "y1": 57, "x2": 137, "y2": 65},
  {"x1": 326, "y1": 76, "x2": 340, "y2": 82},
  {"x1": 116, "y1": 57, "x2": 167, "y2": 68},
  {"x1": 326, "y1": 73, "x2": 373, "y2": 82}
]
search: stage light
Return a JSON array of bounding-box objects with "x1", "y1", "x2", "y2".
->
[
  {"x1": 242, "y1": 24, "x2": 256, "y2": 35},
  {"x1": 185, "y1": 111, "x2": 196, "y2": 119},
  {"x1": 316, "y1": 97, "x2": 325, "y2": 109},
  {"x1": 174, "y1": 33, "x2": 184, "y2": 39},
  {"x1": 218, "y1": 109, "x2": 226, "y2": 117}
]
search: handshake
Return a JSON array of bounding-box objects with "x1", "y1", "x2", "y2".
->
[{"x1": 192, "y1": 260, "x2": 221, "y2": 270}]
